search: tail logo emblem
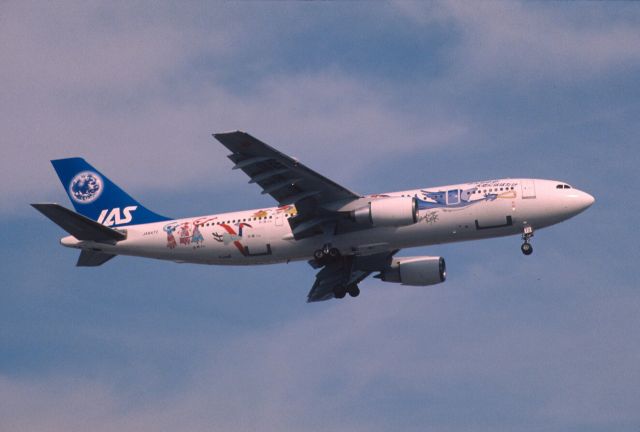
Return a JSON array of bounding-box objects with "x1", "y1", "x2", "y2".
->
[
  {"x1": 98, "y1": 206, "x2": 137, "y2": 226},
  {"x1": 69, "y1": 171, "x2": 103, "y2": 204}
]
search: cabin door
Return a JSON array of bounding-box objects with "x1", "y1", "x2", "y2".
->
[{"x1": 521, "y1": 180, "x2": 536, "y2": 199}]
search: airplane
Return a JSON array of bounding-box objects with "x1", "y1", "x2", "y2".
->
[{"x1": 32, "y1": 131, "x2": 595, "y2": 302}]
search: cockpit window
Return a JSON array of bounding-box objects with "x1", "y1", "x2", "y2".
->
[
  {"x1": 564, "y1": 185, "x2": 571, "y2": 189},
  {"x1": 556, "y1": 184, "x2": 563, "y2": 189},
  {"x1": 557, "y1": 184, "x2": 572, "y2": 189}
]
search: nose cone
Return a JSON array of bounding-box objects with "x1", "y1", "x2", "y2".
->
[
  {"x1": 582, "y1": 191, "x2": 596, "y2": 209},
  {"x1": 565, "y1": 190, "x2": 595, "y2": 216}
]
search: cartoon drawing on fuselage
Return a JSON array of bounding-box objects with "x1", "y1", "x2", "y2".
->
[
  {"x1": 191, "y1": 223, "x2": 204, "y2": 245},
  {"x1": 32, "y1": 131, "x2": 595, "y2": 302},
  {"x1": 163, "y1": 223, "x2": 178, "y2": 249},
  {"x1": 419, "y1": 187, "x2": 481, "y2": 209},
  {"x1": 213, "y1": 222, "x2": 252, "y2": 246}
]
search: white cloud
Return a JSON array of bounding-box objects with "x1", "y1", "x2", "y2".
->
[
  {"x1": 0, "y1": 2, "x2": 238, "y2": 94},
  {"x1": 0, "y1": 2, "x2": 472, "y2": 213},
  {"x1": 4, "y1": 2, "x2": 639, "y2": 213},
  {"x1": 2, "y1": 253, "x2": 639, "y2": 431},
  {"x1": 1, "y1": 3, "x2": 637, "y2": 431},
  {"x1": 397, "y1": 1, "x2": 640, "y2": 82}
]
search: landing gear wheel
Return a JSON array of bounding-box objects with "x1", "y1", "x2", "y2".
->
[
  {"x1": 334, "y1": 288, "x2": 347, "y2": 299},
  {"x1": 521, "y1": 226, "x2": 534, "y2": 256},
  {"x1": 521, "y1": 242, "x2": 533, "y2": 255},
  {"x1": 347, "y1": 284, "x2": 360, "y2": 297},
  {"x1": 314, "y1": 246, "x2": 341, "y2": 264}
]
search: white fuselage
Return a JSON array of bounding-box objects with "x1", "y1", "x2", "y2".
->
[{"x1": 60, "y1": 179, "x2": 594, "y2": 265}]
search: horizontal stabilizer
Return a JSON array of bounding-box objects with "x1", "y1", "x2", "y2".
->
[
  {"x1": 31, "y1": 203, "x2": 126, "y2": 243},
  {"x1": 77, "y1": 250, "x2": 116, "y2": 267}
]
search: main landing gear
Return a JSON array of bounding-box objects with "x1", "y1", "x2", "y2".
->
[
  {"x1": 334, "y1": 284, "x2": 360, "y2": 299},
  {"x1": 313, "y1": 244, "x2": 341, "y2": 263},
  {"x1": 521, "y1": 226, "x2": 534, "y2": 256},
  {"x1": 313, "y1": 244, "x2": 360, "y2": 300}
]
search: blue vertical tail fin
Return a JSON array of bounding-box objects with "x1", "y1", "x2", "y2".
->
[{"x1": 51, "y1": 158, "x2": 170, "y2": 227}]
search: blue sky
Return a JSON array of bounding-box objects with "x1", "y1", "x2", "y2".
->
[{"x1": 1, "y1": 2, "x2": 640, "y2": 431}]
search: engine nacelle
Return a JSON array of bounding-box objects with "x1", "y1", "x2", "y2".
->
[
  {"x1": 378, "y1": 256, "x2": 446, "y2": 286},
  {"x1": 352, "y1": 197, "x2": 418, "y2": 227}
]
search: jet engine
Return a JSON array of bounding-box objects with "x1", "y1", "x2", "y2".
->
[
  {"x1": 377, "y1": 256, "x2": 446, "y2": 286},
  {"x1": 352, "y1": 197, "x2": 418, "y2": 227}
]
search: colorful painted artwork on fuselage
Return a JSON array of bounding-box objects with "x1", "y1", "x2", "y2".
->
[
  {"x1": 163, "y1": 219, "x2": 210, "y2": 250},
  {"x1": 277, "y1": 204, "x2": 297, "y2": 217},
  {"x1": 212, "y1": 222, "x2": 253, "y2": 256},
  {"x1": 163, "y1": 223, "x2": 177, "y2": 249},
  {"x1": 211, "y1": 222, "x2": 273, "y2": 258},
  {"x1": 417, "y1": 184, "x2": 517, "y2": 211},
  {"x1": 251, "y1": 210, "x2": 269, "y2": 219}
]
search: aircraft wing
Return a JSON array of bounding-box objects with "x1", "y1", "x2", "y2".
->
[
  {"x1": 213, "y1": 131, "x2": 362, "y2": 238},
  {"x1": 307, "y1": 250, "x2": 397, "y2": 302},
  {"x1": 213, "y1": 131, "x2": 359, "y2": 205}
]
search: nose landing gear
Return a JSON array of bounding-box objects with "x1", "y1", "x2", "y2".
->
[{"x1": 521, "y1": 226, "x2": 534, "y2": 255}]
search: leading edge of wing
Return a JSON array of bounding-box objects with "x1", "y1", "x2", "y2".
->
[{"x1": 213, "y1": 131, "x2": 360, "y2": 206}]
